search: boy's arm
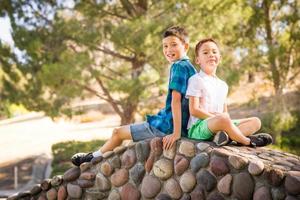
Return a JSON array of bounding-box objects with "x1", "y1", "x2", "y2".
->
[
  {"x1": 162, "y1": 90, "x2": 182, "y2": 150},
  {"x1": 189, "y1": 96, "x2": 215, "y2": 119},
  {"x1": 223, "y1": 102, "x2": 228, "y2": 113}
]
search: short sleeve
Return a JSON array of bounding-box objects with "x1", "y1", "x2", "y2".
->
[
  {"x1": 186, "y1": 75, "x2": 204, "y2": 98},
  {"x1": 225, "y1": 82, "x2": 229, "y2": 97},
  {"x1": 169, "y1": 63, "x2": 189, "y2": 95}
]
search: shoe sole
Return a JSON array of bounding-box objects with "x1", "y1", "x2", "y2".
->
[
  {"x1": 254, "y1": 133, "x2": 273, "y2": 145},
  {"x1": 248, "y1": 133, "x2": 273, "y2": 147},
  {"x1": 213, "y1": 131, "x2": 230, "y2": 146}
]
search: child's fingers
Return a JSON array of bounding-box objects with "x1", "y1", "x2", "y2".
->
[
  {"x1": 166, "y1": 140, "x2": 172, "y2": 150},
  {"x1": 163, "y1": 136, "x2": 171, "y2": 150},
  {"x1": 163, "y1": 140, "x2": 167, "y2": 149},
  {"x1": 165, "y1": 139, "x2": 170, "y2": 150},
  {"x1": 166, "y1": 137, "x2": 174, "y2": 150},
  {"x1": 162, "y1": 136, "x2": 168, "y2": 149}
]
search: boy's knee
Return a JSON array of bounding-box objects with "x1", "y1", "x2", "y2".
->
[
  {"x1": 217, "y1": 113, "x2": 231, "y2": 124},
  {"x1": 112, "y1": 128, "x2": 120, "y2": 139},
  {"x1": 253, "y1": 117, "x2": 261, "y2": 130}
]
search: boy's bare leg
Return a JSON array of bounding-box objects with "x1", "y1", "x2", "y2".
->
[
  {"x1": 207, "y1": 113, "x2": 250, "y2": 145},
  {"x1": 71, "y1": 125, "x2": 132, "y2": 166},
  {"x1": 235, "y1": 117, "x2": 261, "y2": 136},
  {"x1": 99, "y1": 125, "x2": 132, "y2": 154}
]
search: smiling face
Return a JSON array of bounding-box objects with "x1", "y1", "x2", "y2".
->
[
  {"x1": 162, "y1": 36, "x2": 188, "y2": 63},
  {"x1": 195, "y1": 41, "x2": 221, "y2": 76}
]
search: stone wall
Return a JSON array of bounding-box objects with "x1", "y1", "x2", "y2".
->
[{"x1": 8, "y1": 137, "x2": 300, "y2": 200}]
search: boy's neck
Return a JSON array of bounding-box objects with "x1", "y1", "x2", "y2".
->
[
  {"x1": 172, "y1": 54, "x2": 188, "y2": 63},
  {"x1": 200, "y1": 69, "x2": 216, "y2": 77}
]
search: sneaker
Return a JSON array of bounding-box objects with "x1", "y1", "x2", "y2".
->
[
  {"x1": 213, "y1": 131, "x2": 231, "y2": 146},
  {"x1": 71, "y1": 152, "x2": 94, "y2": 166},
  {"x1": 229, "y1": 140, "x2": 243, "y2": 146},
  {"x1": 248, "y1": 133, "x2": 273, "y2": 147}
]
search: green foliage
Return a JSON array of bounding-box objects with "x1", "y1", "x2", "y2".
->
[
  {"x1": 0, "y1": 100, "x2": 11, "y2": 118},
  {"x1": 1, "y1": 0, "x2": 188, "y2": 124},
  {"x1": 239, "y1": 0, "x2": 300, "y2": 96},
  {"x1": 280, "y1": 135, "x2": 300, "y2": 155},
  {"x1": 0, "y1": 0, "x2": 299, "y2": 127},
  {"x1": 261, "y1": 110, "x2": 299, "y2": 154},
  {"x1": 262, "y1": 111, "x2": 297, "y2": 134},
  {"x1": 280, "y1": 111, "x2": 300, "y2": 155},
  {"x1": 51, "y1": 140, "x2": 105, "y2": 176}
]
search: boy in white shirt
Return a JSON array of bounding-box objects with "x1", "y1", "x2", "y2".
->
[{"x1": 186, "y1": 38, "x2": 272, "y2": 147}]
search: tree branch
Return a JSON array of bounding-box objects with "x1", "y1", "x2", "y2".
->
[
  {"x1": 104, "y1": 66, "x2": 124, "y2": 77},
  {"x1": 137, "y1": 0, "x2": 148, "y2": 11},
  {"x1": 143, "y1": 81, "x2": 157, "y2": 88},
  {"x1": 100, "y1": 8, "x2": 128, "y2": 19},
  {"x1": 96, "y1": 71, "x2": 118, "y2": 80},
  {"x1": 95, "y1": 46, "x2": 134, "y2": 62},
  {"x1": 67, "y1": 80, "x2": 108, "y2": 100},
  {"x1": 85, "y1": 65, "x2": 123, "y2": 116},
  {"x1": 65, "y1": 42, "x2": 124, "y2": 116},
  {"x1": 120, "y1": 0, "x2": 136, "y2": 17},
  {"x1": 287, "y1": 69, "x2": 300, "y2": 85},
  {"x1": 26, "y1": 2, "x2": 53, "y2": 26},
  {"x1": 151, "y1": 3, "x2": 174, "y2": 18},
  {"x1": 94, "y1": 75, "x2": 123, "y2": 117}
]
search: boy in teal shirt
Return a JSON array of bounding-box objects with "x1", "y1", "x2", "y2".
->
[{"x1": 72, "y1": 26, "x2": 196, "y2": 166}]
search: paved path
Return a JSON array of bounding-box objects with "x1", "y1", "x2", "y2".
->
[
  {"x1": 0, "y1": 113, "x2": 120, "y2": 197},
  {"x1": 0, "y1": 113, "x2": 120, "y2": 164},
  {"x1": 0, "y1": 154, "x2": 51, "y2": 197}
]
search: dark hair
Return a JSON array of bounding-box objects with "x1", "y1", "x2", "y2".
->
[
  {"x1": 195, "y1": 38, "x2": 219, "y2": 55},
  {"x1": 163, "y1": 26, "x2": 189, "y2": 43}
]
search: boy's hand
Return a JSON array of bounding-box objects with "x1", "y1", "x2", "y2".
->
[{"x1": 163, "y1": 133, "x2": 180, "y2": 150}]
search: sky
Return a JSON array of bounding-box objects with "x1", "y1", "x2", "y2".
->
[{"x1": 0, "y1": 16, "x2": 13, "y2": 46}]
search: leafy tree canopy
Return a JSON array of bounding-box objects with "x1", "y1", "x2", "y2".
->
[{"x1": 0, "y1": 0, "x2": 299, "y2": 125}]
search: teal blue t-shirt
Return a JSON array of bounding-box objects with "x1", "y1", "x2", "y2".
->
[{"x1": 146, "y1": 56, "x2": 197, "y2": 136}]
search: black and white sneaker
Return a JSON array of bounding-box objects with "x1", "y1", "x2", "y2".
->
[
  {"x1": 248, "y1": 133, "x2": 273, "y2": 147},
  {"x1": 71, "y1": 152, "x2": 94, "y2": 166},
  {"x1": 213, "y1": 131, "x2": 231, "y2": 146}
]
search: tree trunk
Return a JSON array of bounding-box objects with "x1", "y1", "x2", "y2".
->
[
  {"x1": 262, "y1": 0, "x2": 290, "y2": 145},
  {"x1": 120, "y1": 103, "x2": 137, "y2": 125},
  {"x1": 263, "y1": 0, "x2": 287, "y2": 112},
  {"x1": 118, "y1": 58, "x2": 145, "y2": 125}
]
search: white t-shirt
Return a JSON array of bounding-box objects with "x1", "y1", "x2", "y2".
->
[{"x1": 186, "y1": 70, "x2": 228, "y2": 129}]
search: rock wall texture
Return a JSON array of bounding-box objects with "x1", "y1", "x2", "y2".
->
[{"x1": 8, "y1": 137, "x2": 300, "y2": 200}]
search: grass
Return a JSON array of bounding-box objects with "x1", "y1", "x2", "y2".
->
[{"x1": 51, "y1": 139, "x2": 106, "y2": 176}]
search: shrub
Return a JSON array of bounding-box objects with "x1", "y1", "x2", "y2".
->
[
  {"x1": 51, "y1": 140, "x2": 105, "y2": 176},
  {"x1": 262, "y1": 111, "x2": 300, "y2": 155}
]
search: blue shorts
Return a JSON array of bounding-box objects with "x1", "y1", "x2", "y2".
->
[{"x1": 130, "y1": 122, "x2": 167, "y2": 142}]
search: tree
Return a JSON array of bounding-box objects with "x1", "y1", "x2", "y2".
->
[
  {"x1": 180, "y1": 0, "x2": 248, "y2": 87},
  {"x1": 240, "y1": 0, "x2": 300, "y2": 104},
  {"x1": 238, "y1": 0, "x2": 300, "y2": 142},
  {"x1": 0, "y1": 40, "x2": 18, "y2": 118},
  {"x1": 3, "y1": 0, "x2": 297, "y2": 129},
  {"x1": 0, "y1": 0, "x2": 185, "y2": 124}
]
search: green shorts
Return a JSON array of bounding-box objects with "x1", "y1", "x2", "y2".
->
[{"x1": 188, "y1": 119, "x2": 240, "y2": 140}]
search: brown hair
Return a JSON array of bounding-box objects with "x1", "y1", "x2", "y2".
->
[
  {"x1": 163, "y1": 26, "x2": 189, "y2": 43},
  {"x1": 195, "y1": 38, "x2": 219, "y2": 56}
]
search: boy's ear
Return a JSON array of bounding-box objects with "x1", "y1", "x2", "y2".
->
[
  {"x1": 195, "y1": 55, "x2": 200, "y2": 64},
  {"x1": 184, "y1": 43, "x2": 189, "y2": 51}
]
